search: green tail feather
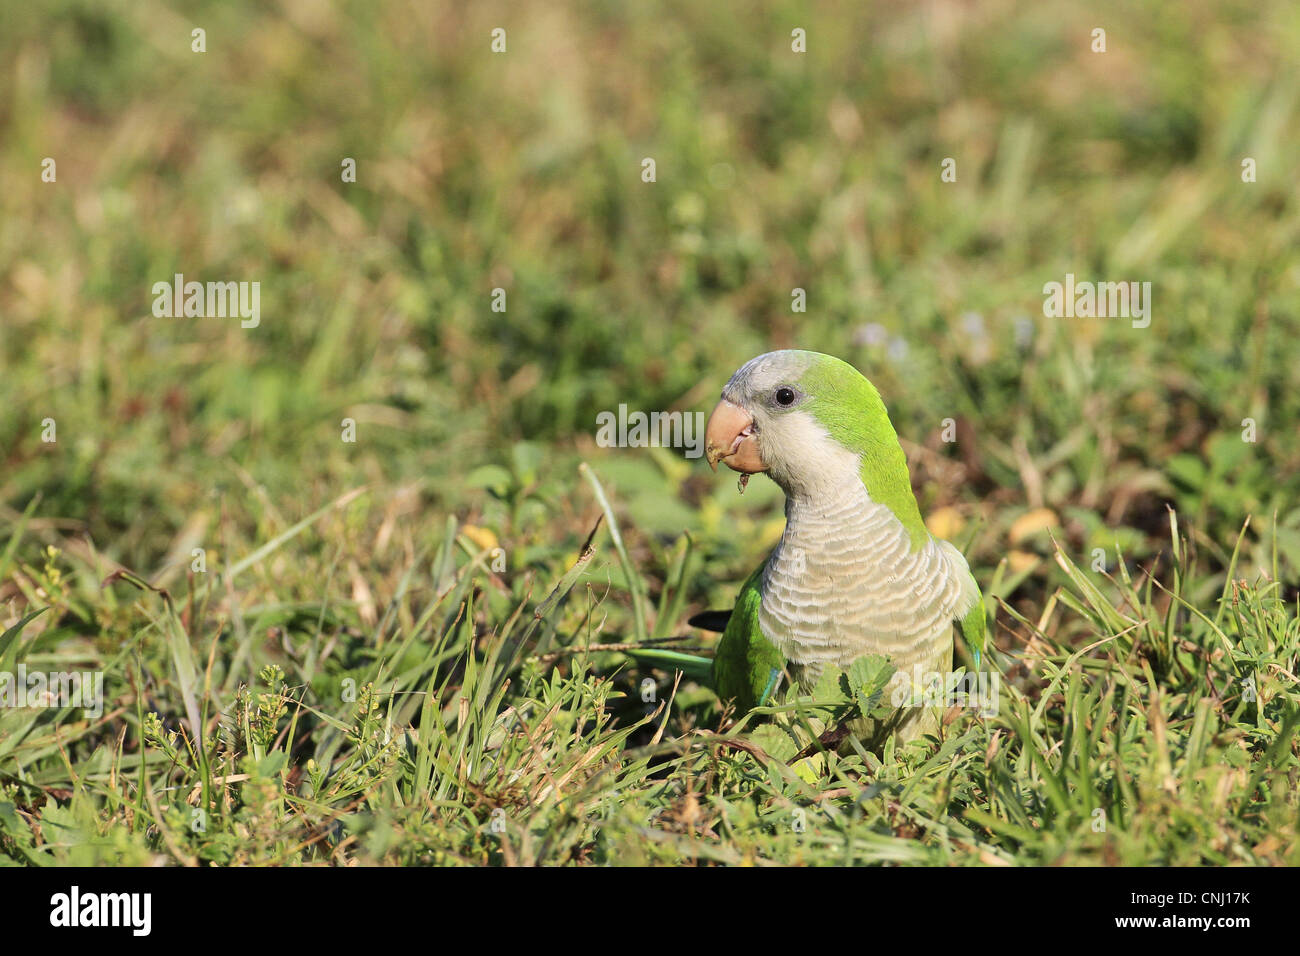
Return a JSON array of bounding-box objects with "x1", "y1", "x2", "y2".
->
[{"x1": 622, "y1": 648, "x2": 714, "y2": 683}]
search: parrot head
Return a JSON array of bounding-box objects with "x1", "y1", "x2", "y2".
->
[{"x1": 704, "y1": 350, "x2": 923, "y2": 527}]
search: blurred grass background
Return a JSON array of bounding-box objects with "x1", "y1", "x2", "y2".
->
[
  {"x1": 1, "y1": 0, "x2": 1299, "y2": 864},
  {"x1": 4, "y1": 0, "x2": 1300, "y2": 573}
]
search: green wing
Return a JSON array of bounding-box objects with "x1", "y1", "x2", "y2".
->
[
  {"x1": 959, "y1": 586, "x2": 987, "y2": 669},
  {"x1": 711, "y1": 560, "x2": 786, "y2": 713}
]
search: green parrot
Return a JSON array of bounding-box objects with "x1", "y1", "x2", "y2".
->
[{"x1": 642, "y1": 349, "x2": 986, "y2": 743}]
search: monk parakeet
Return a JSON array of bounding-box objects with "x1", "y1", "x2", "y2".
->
[{"x1": 661, "y1": 350, "x2": 986, "y2": 743}]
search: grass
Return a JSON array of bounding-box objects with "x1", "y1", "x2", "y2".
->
[
  {"x1": 3, "y1": 506, "x2": 1298, "y2": 865},
  {"x1": 1, "y1": 0, "x2": 1299, "y2": 865}
]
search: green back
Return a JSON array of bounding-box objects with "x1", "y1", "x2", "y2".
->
[
  {"x1": 710, "y1": 560, "x2": 785, "y2": 713},
  {"x1": 795, "y1": 353, "x2": 929, "y2": 552}
]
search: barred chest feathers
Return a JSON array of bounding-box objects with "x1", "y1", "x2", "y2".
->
[{"x1": 757, "y1": 470, "x2": 967, "y2": 685}]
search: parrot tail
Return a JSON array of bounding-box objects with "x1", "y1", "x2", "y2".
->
[{"x1": 621, "y1": 648, "x2": 714, "y2": 683}]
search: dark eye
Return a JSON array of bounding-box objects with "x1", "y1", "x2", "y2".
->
[{"x1": 774, "y1": 387, "x2": 796, "y2": 407}]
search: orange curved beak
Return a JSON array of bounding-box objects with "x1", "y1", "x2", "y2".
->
[{"x1": 704, "y1": 399, "x2": 765, "y2": 474}]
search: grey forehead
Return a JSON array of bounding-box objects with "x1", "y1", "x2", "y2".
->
[{"x1": 722, "y1": 350, "x2": 810, "y2": 400}]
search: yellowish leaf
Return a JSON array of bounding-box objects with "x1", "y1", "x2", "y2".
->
[{"x1": 1008, "y1": 507, "x2": 1059, "y2": 544}]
